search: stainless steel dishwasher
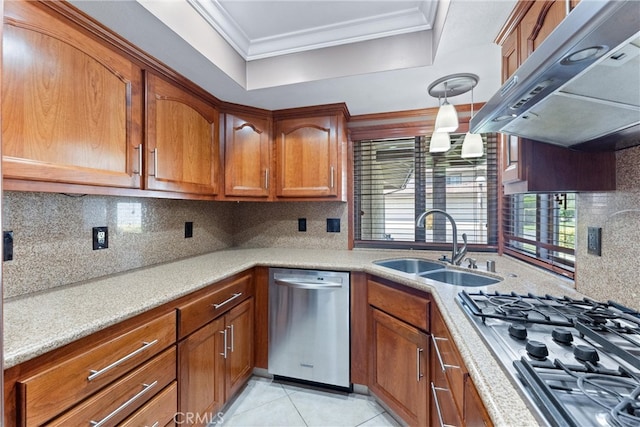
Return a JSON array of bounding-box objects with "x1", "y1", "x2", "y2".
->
[{"x1": 268, "y1": 268, "x2": 350, "y2": 389}]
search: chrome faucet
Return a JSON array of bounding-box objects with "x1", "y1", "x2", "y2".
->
[{"x1": 416, "y1": 209, "x2": 468, "y2": 265}]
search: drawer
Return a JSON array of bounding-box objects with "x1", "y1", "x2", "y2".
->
[
  {"x1": 431, "y1": 308, "x2": 465, "y2": 414},
  {"x1": 48, "y1": 347, "x2": 176, "y2": 426},
  {"x1": 19, "y1": 311, "x2": 176, "y2": 426},
  {"x1": 178, "y1": 272, "x2": 253, "y2": 338},
  {"x1": 367, "y1": 279, "x2": 429, "y2": 331},
  {"x1": 120, "y1": 381, "x2": 178, "y2": 427}
]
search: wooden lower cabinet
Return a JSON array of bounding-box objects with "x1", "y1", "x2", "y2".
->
[
  {"x1": 178, "y1": 297, "x2": 254, "y2": 427},
  {"x1": 369, "y1": 308, "x2": 428, "y2": 426},
  {"x1": 431, "y1": 305, "x2": 493, "y2": 427}
]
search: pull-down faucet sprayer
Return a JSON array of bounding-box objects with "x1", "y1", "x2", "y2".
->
[{"x1": 416, "y1": 209, "x2": 468, "y2": 265}]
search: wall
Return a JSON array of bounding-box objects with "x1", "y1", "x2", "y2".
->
[
  {"x1": 232, "y1": 202, "x2": 348, "y2": 249},
  {"x1": 2, "y1": 193, "x2": 349, "y2": 298},
  {"x1": 576, "y1": 145, "x2": 640, "y2": 310},
  {"x1": 2, "y1": 192, "x2": 234, "y2": 298}
]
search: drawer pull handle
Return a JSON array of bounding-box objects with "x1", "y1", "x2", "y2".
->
[
  {"x1": 229, "y1": 324, "x2": 235, "y2": 352},
  {"x1": 88, "y1": 340, "x2": 158, "y2": 381},
  {"x1": 90, "y1": 380, "x2": 158, "y2": 427},
  {"x1": 213, "y1": 292, "x2": 242, "y2": 309},
  {"x1": 151, "y1": 423, "x2": 160, "y2": 427},
  {"x1": 134, "y1": 144, "x2": 143, "y2": 175},
  {"x1": 416, "y1": 347, "x2": 424, "y2": 382},
  {"x1": 431, "y1": 335, "x2": 460, "y2": 373},
  {"x1": 151, "y1": 148, "x2": 159, "y2": 177},
  {"x1": 265, "y1": 169, "x2": 269, "y2": 189},
  {"x1": 220, "y1": 329, "x2": 228, "y2": 359},
  {"x1": 431, "y1": 382, "x2": 456, "y2": 427}
]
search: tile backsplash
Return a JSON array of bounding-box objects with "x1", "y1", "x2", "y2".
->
[
  {"x1": 576, "y1": 144, "x2": 640, "y2": 310},
  {"x1": 2, "y1": 192, "x2": 348, "y2": 298}
]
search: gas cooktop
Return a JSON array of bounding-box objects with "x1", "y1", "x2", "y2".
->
[{"x1": 458, "y1": 290, "x2": 640, "y2": 427}]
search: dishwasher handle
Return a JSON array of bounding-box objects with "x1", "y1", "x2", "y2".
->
[{"x1": 274, "y1": 278, "x2": 343, "y2": 289}]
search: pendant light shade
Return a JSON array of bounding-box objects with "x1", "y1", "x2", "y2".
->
[
  {"x1": 461, "y1": 132, "x2": 484, "y2": 158},
  {"x1": 434, "y1": 102, "x2": 459, "y2": 133},
  {"x1": 429, "y1": 132, "x2": 451, "y2": 153}
]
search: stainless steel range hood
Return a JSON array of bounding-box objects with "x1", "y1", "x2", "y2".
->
[{"x1": 470, "y1": 0, "x2": 640, "y2": 151}]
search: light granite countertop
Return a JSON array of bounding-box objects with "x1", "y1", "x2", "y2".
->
[{"x1": 3, "y1": 247, "x2": 582, "y2": 426}]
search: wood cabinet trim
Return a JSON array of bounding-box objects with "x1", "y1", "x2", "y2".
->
[{"x1": 495, "y1": 0, "x2": 534, "y2": 46}]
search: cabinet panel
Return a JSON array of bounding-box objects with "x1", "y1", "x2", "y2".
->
[
  {"x1": 368, "y1": 278, "x2": 429, "y2": 331},
  {"x1": 2, "y1": 0, "x2": 142, "y2": 188},
  {"x1": 369, "y1": 308, "x2": 428, "y2": 426},
  {"x1": 225, "y1": 298, "x2": 254, "y2": 398},
  {"x1": 177, "y1": 272, "x2": 253, "y2": 339},
  {"x1": 224, "y1": 113, "x2": 272, "y2": 198},
  {"x1": 178, "y1": 317, "x2": 226, "y2": 427},
  {"x1": 146, "y1": 72, "x2": 219, "y2": 195},
  {"x1": 275, "y1": 115, "x2": 339, "y2": 198},
  {"x1": 120, "y1": 381, "x2": 178, "y2": 427},
  {"x1": 17, "y1": 311, "x2": 176, "y2": 426},
  {"x1": 48, "y1": 347, "x2": 176, "y2": 426}
]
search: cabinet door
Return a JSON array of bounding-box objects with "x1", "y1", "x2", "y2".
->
[
  {"x1": 519, "y1": 0, "x2": 567, "y2": 59},
  {"x1": 225, "y1": 298, "x2": 254, "y2": 398},
  {"x1": 369, "y1": 308, "x2": 428, "y2": 426},
  {"x1": 275, "y1": 115, "x2": 339, "y2": 198},
  {"x1": 224, "y1": 113, "x2": 272, "y2": 198},
  {"x1": 2, "y1": 1, "x2": 143, "y2": 189},
  {"x1": 145, "y1": 72, "x2": 219, "y2": 195},
  {"x1": 178, "y1": 317, "x2": 225, "y2": 427}
]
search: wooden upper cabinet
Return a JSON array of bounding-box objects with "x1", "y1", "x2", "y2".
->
[
  {"x1": 2, "y1": 0, "x2": 143, "y2": 189},
  {"x1": 223, "y1": 112, "x2": 272, "y2": 198},
  {"x1": 145, "y1": 72, "x2": 219, "y2": 195},
  {"x1": 275, "y1": 114, "x2": 343, "y2": 199}
]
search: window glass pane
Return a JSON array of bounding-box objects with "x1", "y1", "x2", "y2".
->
[{"x1": 354, "y1": 134, "x2": 498, "y2": 248}]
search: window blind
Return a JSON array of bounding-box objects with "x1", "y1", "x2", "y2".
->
[
  {"x1": 502, "y1": 193, "x2": 576, "y2": 278},
  {"x1": 354, "y1": 133, "x2": 498, "y2": 250}
]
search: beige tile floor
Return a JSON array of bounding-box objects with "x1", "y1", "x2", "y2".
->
[{"x1": 218, "y1": 376, "x2": 401, "y2": 427}]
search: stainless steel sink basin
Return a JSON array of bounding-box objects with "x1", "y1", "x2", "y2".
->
[
  {"x1": 373, "y1": 258, "x2": 444, "y2": 274},
  {"x1": 420, "y1": 269, "x2": 500, "y2": 287}
]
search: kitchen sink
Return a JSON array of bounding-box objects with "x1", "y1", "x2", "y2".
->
[
  {"x1": 420, "y1": 269, "x2": 500, "y2": 287},
  {"x1": 373, "y1": 258, "x2": 444, "y2": 274}
]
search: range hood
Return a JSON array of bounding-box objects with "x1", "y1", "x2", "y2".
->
[{"x1": 471, "y1": 0, "x2": 640, "y2": 151}]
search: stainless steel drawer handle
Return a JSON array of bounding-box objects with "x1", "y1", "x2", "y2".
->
[
  {"x1": 274, "y1": 279, "x2": 342, "y2": 289},
  {"x1": 265, "y1": 169, "x2": 269, "y2": 189},
  {"x1": 152, "y1": 148, "x2": 159, "y2": 177},
  {"x1": 229, "y1": 324, "x2": 235, "y2": 352},
  {"x1": 416, "y1": 347, "x2": 424, "y2": 382},
  {"x1": 151, "y1": 423, "x2": 159, "y2": 427},
  {"x1": 212, "y1": 292, "x2": 242, "y2": 309},
  {"x1": 220, "y1": 329, "x2": 228, "y2": 359},
  {"x1": 89, "y1": 380, "x2": 158, "y2": 427},
  {"x1": 88, "y1": 340, "x2": 158, "y2": 381},
  {"x1": 431, "y1": 335, "x2": 460, "y2": 373},
  {"x1": 134, "y1": 144, "x2": 143, "y2": 175},
  {"x1": 431, "y1": 382, "x2": 457, "y2": 427}
]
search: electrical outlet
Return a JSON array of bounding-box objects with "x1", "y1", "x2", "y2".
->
[
  {"x1": 185, "y1": 222, "x2": 193, "y2": 238},
  {"x1": 92, "y1": 227, "x2": 108, "y2": 250},
  {"x1": 587, "y1": 226, "x2": 602, "y2": 256},
  {"x1": 298, "y1": 218, "x2": 307, "y2": 232},
  {"x1": 4, "y1": 231, "x2": 14, "y2": 261}
]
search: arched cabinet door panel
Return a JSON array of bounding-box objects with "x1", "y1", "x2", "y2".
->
[
  {"x1": 224, "y1": 113, "x2": 272, "y2": 198},
  {"x1": 2, "y1": 0, "x2": 143, "y2": 188},
  {"x1": 145, "y1": 72, "x2": 219, "y2": 195}
]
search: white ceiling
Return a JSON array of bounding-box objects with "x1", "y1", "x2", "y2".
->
[{"x1": 69, "y1": 0, "x2": 518, "y2": 115}]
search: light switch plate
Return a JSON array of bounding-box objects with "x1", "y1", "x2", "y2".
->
[{"x1": 587, "y1": 226, "x2": 602, "y2": 256}]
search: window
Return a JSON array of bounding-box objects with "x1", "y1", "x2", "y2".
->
[
  {"x1": 353, "y1": 133, "x2": 498, "y2": 250},
  {"x1": 503, "y1": 193, "x2": 576, "y2": 278}
]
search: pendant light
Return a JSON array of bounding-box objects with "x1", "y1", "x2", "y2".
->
[
  {"x1": 434, "y1": 81, "x2": 458, "y2": 133},
  {"x1": 461, "y1": 84, "x2": 484, "y2": 158},
  {"x1": 428, "y1": 74, "x2": 478, "y2": 134},
  {"x1": 429, "y1": 131, "x2": 451, "y2": 153}
]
